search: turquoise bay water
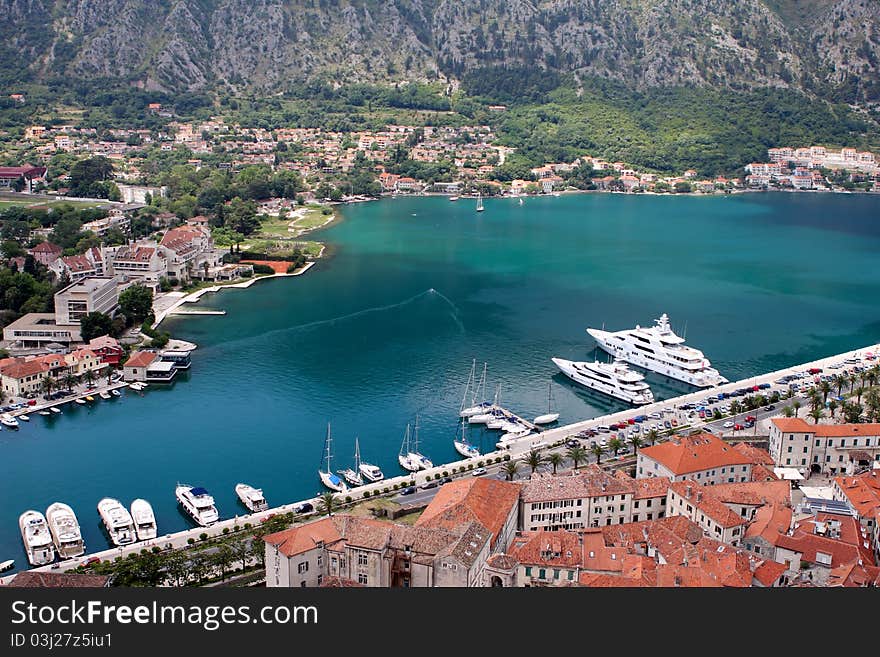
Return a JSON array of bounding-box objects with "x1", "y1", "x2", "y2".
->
[{"x1": 3, "y1": 191, "x2": 880, "y2": 569}]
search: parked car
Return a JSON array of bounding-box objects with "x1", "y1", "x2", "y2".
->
[
  {"x1": 723, "y1": 421, "x2": 735, "y2": 428},
  {"x1": 440, "y1": 476, "x2": 453, "y2": 484},
  {"x1": 745, "y1": 415, "x2": 756, "y2": 422},
  {"x1": 419, "y1": 480, "x2": 438, "y2": 490},
  {"x1": 400, "y1": 486, "x2": 417, "y2": 495},
  {"x1": 293, "y1": 502, "x2": 314, "y2": 514},
  {"x1": 664, "y1": 420, "x2": 672, "y2": 428},
  {"x1": 733, "y1": 423, "x2": 744, "y2": 431},
  {"x1": 472, "y1": 467, "x2": 488, "y2": 477},
  {"x1": 744, "y1": 421, "x2": 755, "y2": 428},
  {"x1": 764, "y1": 405, "x2": 775, "y2": 411}
]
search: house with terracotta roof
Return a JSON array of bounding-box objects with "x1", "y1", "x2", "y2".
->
[
  {"x1": 263, "y1": 513, "x2": 492, "y2": 588},
  {"x1": 87, "y1": 335, "x2": 124, "y2": 365},
  {"x1": 49, "y1": 251, "x2": 103, "y2": 282},
  {"x1": 666, "y1": 481, "x2": 748, "y2": 545},
  {"x1": 742, "y1": 503, "x2": 793, "y2": 559},
  {"x1": 520, "y1": 465, "x2": 636, "y2": 532},
  {"x1": 28, "y1": 241, "x2": 62, "y2": 266},
  {"x1": 769, "y1": 418, "x2": 880, "y2": 476},
  {"x1": 637, "y1": 433, "x2": 761, "y2": 485},
  {"x1": 415, "y1": 477, "x2": 520, "y2": 552},
  {"x1": 158, "y1": 225, "x2": 217, "y2": 281},
  {"x1": 64, "y1": 348, "x2": 104, "y2": 377},
  {"x1": 615, "y1": 471, "x2": 671, "y2": 523},
  {"x1": 0, "y1": 358, "x2": 51, "y2": 397},
  {"x1": 832, "y1": 470, "x2": 880, "y2": 560}
]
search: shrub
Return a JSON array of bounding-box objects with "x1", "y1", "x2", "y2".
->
[
  {"x1": 442, "y1": 471, "x2": 449, "y2": 477},
  {"x1": 494, "y1": 457, "x2": 502, "y2": 463},
  {"x1": 233, "y1": 525, "x2": 240, "y2": 532},
  {"x1": 345, "y1": 496, "x2": 352, "y2": 503},
  {"x1": 140, "y1": 549, "x2": 149, "y2": 556},
  {"x1": 477, "y1": 460, "x2": 485, "y2": 467},
  {"x1": 199, "y1": 532, "x2": 208, "y2": 541},
  {"x1": 504, "y1": 454, "x2": 511, "y2": 461},
  {"x1": 251, "y1": 263, "x2": 275, "y2": 275},
  {"x1": 286, "y1": 262, "x2": 300, "y2": 273},
  {"x1": 222, "y1": 527, "x2": 229, "y2": 535},
  {"x1": 152, "y1": 546, "x2": 161, "y2": 553},
  {"x1": 240, "y1": 269, "x2": 253, "y2": 278},
  {"x1": 467, "y1": 464, "x2": 474, "y2": 470},
  {"x1": 244, "y1": 523, "x2": 252, "y2": 529},
  {"x1": 363, "y1": 491, "x2": 371, "y2": 498},
  {"x1": 187, "y1": 538, "x2": 195, "y2": 545},
  {"x1": 383, "y1": 487, "x2": 390, "y2": 493}
]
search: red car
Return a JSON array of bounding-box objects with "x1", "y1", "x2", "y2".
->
[
  {"x1": 733, "y1": 423, "x2": 744, "y2": 431},
  {"x1": 808, "y1": 367, "x2": 822, "y2": 374},
  {"x1": 627, "y1": 418, "x2": 636, "y2": 425},
  {"x1": 745, "y1": 415, "x2": 756, "y2": 422}
]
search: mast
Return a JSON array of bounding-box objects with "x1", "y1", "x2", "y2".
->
[
  {"x1": 323, "y1": 422, "x2": 332, "y2": 474},
  {"x1": 548, "y1": 380, "x2": 553, "y2": 413},
  {"x1": 399, "y1": 423, "x2": 411, "y2": 456},
  {"x1": 354, "y1": 436, "x2": 361, "y2": 471},
  {"x1": 413, "y1": 414, "x2": 420, "y2": 453},
  {"x1": 475, "y1": 363, "x2": 487, "y2": 406},
  {"x1": 460, "y1": 359, "x2": 475, "y2": 413}
]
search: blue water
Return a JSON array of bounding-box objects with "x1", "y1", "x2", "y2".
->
[{"x1": 3, "y1": 191, "x2": 880, "y2": 570}]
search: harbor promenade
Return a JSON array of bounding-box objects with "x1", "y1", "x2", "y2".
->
[{"x1": 3, "y1": 340, "x2": 878, "y2": 583}]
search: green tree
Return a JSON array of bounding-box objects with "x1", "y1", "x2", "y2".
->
[
  {"x1": 318, "y1": 492, "x2": 336, "y2": 517},
  {"x1": 79, "y1": 311, "x2": 113, "y2": 342},
  {"x1": 843, "y1": 401, "x2": 863, "y2": 423},
  {"x1": 807, "y1": 407, "x2": 823, "y2": 424},
  {"x1": 212, "y1": 544, "x2": 235, "y2": 582},
  {"x1": 63, "y1": 372, "x2": 78, "y2": 392},
  {"x1": 792, "y1": 400, "x2": 801, "y2": 418},
  {"x1": 608, "y1": 437, "x2": 623, "y2": 455},
  {"x1": 819, "y1": 380, "x2": 831, "y2": 403},
  {"x1": 645, "y1": 429, "x2": 660, "y2": 446},
  {"x1": 629, "y1": 434, "x2": 644, "y2": 456},
  {"x1": 118, "y1": 284, "x2": 153, "y2": 324},
  {"x1": 590, "y1": 443, "x2": 606, "y2": 464},
  {"x1": 40, "y1": 374, "x2": 55, "y2": 398},
  {"x1": 524, "y1": 449, "x2": 545, "y2": 474},
  {"x1": 547, "y1": 452, "x2": 564, "y2": 474},
  {"x1": 566, "y1": 445, "x2": 588, "y2": 470},
  {"x1": 502, "y1": 459, "x2": 520, "y2": 481}
]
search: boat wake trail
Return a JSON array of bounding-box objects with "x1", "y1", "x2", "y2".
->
[{"x1": 427, "y1": 288, "x2": 466, "y2": 334}]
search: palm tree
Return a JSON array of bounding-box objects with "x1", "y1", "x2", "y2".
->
[
  {"x1": 645, "y1": 428, "x2": 659, "y2": 446},
  {"x1": 566, "y1": 445, "x2": 588, "y2": 470},
  {"x1": 547, "y1": 452, "x2": 564, "y2": 474},
  {"x1": 63, "y1": 372, "x2": 77, "y2": 392},
  {"x1": 212, "y1": 544, "x2": 235, "y2": 582},
  {"x1": 590, "y1": 443, "x2": 606, "y2": 464},
  {"x1": 730, "y1": 400, "x2": 742, "y2": 415},
  {"x1": 833, "y1": 373, "x2": 847, "y2": 397},
  {"x1": 792, "y1": 400, "x2": 801, "y2": 418},
  {"x1": 865, "y1": 389, "x2": 880, "y2": 422},
  {"x1": 819, "y1": 380, "x2": 831, "y2": 404},
  {"x1": 807, "y1": 407, "x2": 823, "y2": 424},
  {"x1": 856, "y1": 386, "x2": 865, "y2": 404},
  {"x1": 808, "y1": 390, "x2": 822, "y2": 413},
  {"x1": 40, "y1": 375, "x2": 54, "y2": 399},
  {"x1": 629, "y1": 434, "x2": 644, "y2": 457},
  {"x1": 524, "y1": 449, "x2": 545, "y2": 475},
  {"x1": 608, "y1": 437, "x2": 623, "y2": 456},
  {"x1": 828, "y1": 399, "x2": 838, "y2": 419},
  {"x1": 849, "y1": 373, "x2": 856, "y2": 394},
  {"x1": 867, "y1": 365, "x2": 880, "y2": 389},
  {"x1": 501, "y1": 460, "x2": 520, "y2": 481},
  {"x1": 782, "y1": 405, "x2": 794, "y2": 418},
  {"x1": 83, "y1": 368, "x2": 95, "y2": 387},
  {"x1": 318, "y1": 491, "x2": 336, "y2": 517}
]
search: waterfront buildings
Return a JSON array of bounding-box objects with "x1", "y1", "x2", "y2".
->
[
  {"x1": 122, "y1": 350, "x2": 179, "y2": 383},
  {"x1": 53, "y1": 277, "x2": 118, "y2": 326},
  {"x1": 1, "y1": 313, "x2": 81, "y2": 349},
  {"x1": 636, "y1": 432, "x2": 759, "y2": 484},
  {"x1": 768, "y1": 418, "x2": 880, "y2": 476}
]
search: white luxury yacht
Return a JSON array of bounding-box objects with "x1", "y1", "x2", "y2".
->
[
  {"x1": 587, "y1": 313, "x2": 727, "y2": 388},
  {"x1": 19, "y1": 510, "x2": 55, "y2": 566},
  {"x1": 235, "y1": 484, "x2": 269, "y2": 513},
  {"x1": 552, "y1": 358, "x2": 655, "y2": 405},
  {"x1": 97, "y1": 498, "x2": 136, "y2": 546},
  {"x1": 45, "y1": 502, "x2": 85, "y2": 559},
  {"x1": 130, "y1": 499, "x2": 158, "y2": 541},
  {"x1": 175, "y1": 485, "x2": 219, "y2": 527}
]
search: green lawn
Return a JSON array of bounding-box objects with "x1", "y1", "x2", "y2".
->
[{"x1": 0, "y1": 197, "x2": 109, "y2": 210}]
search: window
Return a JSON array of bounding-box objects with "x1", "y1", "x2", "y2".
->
[
  {"x1": 539, "y1": 569, "x2": 546, "y2": 579},
  {"x1": 553, "y1": 569, "x2": 560, "y2": 579},
  {"x1": 634, "y1": 500, "x2": 640, "y2": 509},
  {"x1": 647, "y1": 513, "x2": 653, "y2": 520},
  {"x1": 787, "y1": 446, "x2": 793, "y2": 453},
  {"x1": 297, "y1": 561, "x2": 309, "y2": 574},
  {"x1": 317, "y1": 554, "x2": 323, "y2": 566},
  {"x1": 619, "y1": 504, "x2": 624, "y2": 512},
  {"x1": 316, "y1": 574, "x2": 323, "y2": 585},
  {"x1": 357, "y1": 573, "x2": 368, "y2": 585},
  {"x1": 815, "y1": 439, "x2": 821, "y2": 447},
  {"x1": 803, "y1": 446, "x2": 808, "y2": 453},
  {"x1": 358, "y1": 553, "x2": 368, "y2": 566},
  {"x1": 300, "y1": 581, "x2": 306, "y2": 587},
  {"x1": 525, "y1": 567, "x2": 532, "y2": 576}
]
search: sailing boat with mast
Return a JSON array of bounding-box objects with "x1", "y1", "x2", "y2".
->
[
  {"x1": 338, "y1": 437, "x2": 365, "y2": 487},
  {"x1": 407, "y1": 414, "x2": 433, "y2": 470},
  {"x1": 453, "y1": 418, "x2": 480, "y2": 459},
  {"x1": 533, "y1": 381, "x2": 560, "y2": 425},
  {"x1": 469, "y1": 383, "x2": 500, "y2": 424},
  {"x1": 460, "y1": 362, "x2": 490, "y2": 417},
  {"x1": 318, "y1": 423, "x2": 349, "y2": 493},
  {"x1": 398, "y1": 423, "x2": 420, "y2": 472},
  {"x1": 476, "y1": 192, "x2": 484, "y2": 212}
]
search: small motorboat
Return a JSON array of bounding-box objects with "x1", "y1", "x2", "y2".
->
[
  {"x1": 85, "y1": 395, "x2": 95, "y2": 402},
  {"x1": 1, "y1": 414, "x2": 19, "y2": 429},
  {"x1": 111, "y1": 389, "x2": 121, "y2": 397},
  {"x1": 99, "y1": 391, "x2": 111, "y2": 400},
  {"x1": 18, "y1": 414, "x2": 30, "y2": 422},
  {"x1": 49, "y1": 407, "x2": 62, "y2": 414},
  {"x1": 0, "y1": 559, "x2": 14, "y2": 572},
  {"x1": 38, "y1": 410, "x2": 51, "y2": 416},
  {"x1": 74, "y1": 398, "x2": 86, "y2": 405}
]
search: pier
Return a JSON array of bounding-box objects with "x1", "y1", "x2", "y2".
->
[
  {"x1": 3, "y1": 340, "x2": 878, "y2": 583},
  {"x1": 166, "y1": 309, "x2": 227, "y2": 316}
]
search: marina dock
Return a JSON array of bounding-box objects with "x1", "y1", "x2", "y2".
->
[
  {"x1": 166, "y1": 309, "x2": 227, "y2": 316},
  {"x1": 3, "y1": 340, "x2": 878, "y2": 583}
]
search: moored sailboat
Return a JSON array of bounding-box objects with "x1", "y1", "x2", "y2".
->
[
  {"x1": 453, "y1": 418, "x2": 480, "y2": 459},
  {"x1": 318, "y1": 423, "x2": 349, "y2": 493},
  {"x1": 533, "y1": 381, "x2": 560, "y2": 425},
  {"x1": 337, "y1": 437, "x2": 365, "y2": 487}
]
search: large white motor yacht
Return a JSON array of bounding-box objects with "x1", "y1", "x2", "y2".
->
[
  {"x1": 235, "y1": 484, "x2": 269, "y2": 513},
  {"x1": 130, "y1": 499, "x2": 158, "y2": 541},
  {"x1": 45, "y1": 502, "x2": 85, "y2": 558},
  {"x1": 19, "y1": 510, "x2": 56, "y2": 566},
  {"x1": 587, "y1": 313, "x2": 727, "y2": 388},
  {"x1": 97, "y1": 498, "x2": 136, "y2": 546},
  {"x1": 552, "y1": 357, "x2": 655, "y2": 405},
  {"x1": 175, "y1": 485, "x2": 219, "y2": 527}
]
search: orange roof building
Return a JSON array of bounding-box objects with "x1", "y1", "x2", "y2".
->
[
  {"x1": 637, "y1": 433, "x2": 759, "y2": 485},
  {"x1": 769, "y1": 419, "x2": 880, "y2": 476}
]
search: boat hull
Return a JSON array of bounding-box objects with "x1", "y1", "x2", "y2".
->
[
  {"x1": 359, "y1": 464, "x2": 384, "y2": 483},
  {"x1": 19, "y1": 511, "x2": 55, "y2": 566},
  {"x1": 533, "y1": 413, "x2": 560, "y2": 425},
  {"x1": 46, "y1": 503, "x2": 85, "y2": 559},
  {"x1": 454, "y1": 441, "x2": 480, "y2": 458},
  {"x1": 552, "y1": 357, "x2": 654, "y2": 405},
  {"x1": 318, "y1": 471, "x2": 348, "y2": 493}
]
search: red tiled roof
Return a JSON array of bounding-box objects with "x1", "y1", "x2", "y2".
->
[
  {"x1": 827, "y1": 561, "x2": 880, "y2": 587},
  {"x1": 124, "y1": 351, "x2": 157, "y2": 368},
  {"x1": 745, "y1": 503, "x2": 792, "y2": 544},
  {"x1": 29, "y1": 242, "x2": 61, "y2": 254},
  {"x1": 776, "y1": 530, "x2": 862, "y2": 568},
  {"x1": 669, "y1": 481, "x2": 747, "y2": 529},
  {"x1": 263, "y1": 517, "x2": 343, "y2": 557},
  {"x1": 522, "y1": 465, "x2": 634, "y2": 503},
  {"x1": 772, "y1": 418, "x2": 880, "y2": 437},
  {"x1": 0, "y1": 359, "x2": 49, "y2": 380},
  {"x1": 833, "y1": 470, "x2": 880, "y2": 520},
  {"x1": 61, "y1": 255, "x2": 96, "y2": 273},
  {"x1": 732, "y1": 442, "x2": 775, "y2": 465},
  {"x1": 639, "y1": 433, "x2": 755, "y2": 475},
  {"x1": 709, "y1": 480, "x2": 791, "y2": 507},
  {"x1": 507, "y1": 530, "x2": 583, "y2": 568},
  {"x1": 751, "y1": 559, "x2": 787, "y2": 586},
  {"x1": 415, "y1": 478, "x2": 520, "y2": 548},
  {"x1": 750, "y1": 463, "x2": 779, "y2": 482}
]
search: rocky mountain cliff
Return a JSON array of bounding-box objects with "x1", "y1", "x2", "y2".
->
[{"x1": 2, "y1": 0, "x2": 879, "y2": 105}]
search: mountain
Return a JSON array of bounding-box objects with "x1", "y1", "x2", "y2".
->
[{"x1": 1, "y1": 0, "x2": 879, "y2": 106}]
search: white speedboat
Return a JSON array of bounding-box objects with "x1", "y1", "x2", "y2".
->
[
  {"x1": 1, "y1": 413, "x2": 19, "y2": 428},
  {"x1": 111, "y1": 389, "x2": 121, "y2": 397},
  {"x1": 99, "y1": 391, "x2": 111, "y2": 400},
  {"x1": 130, "y1": 499, "x2": 157, "y2": 541},
  {"x1": 235, "y1": 484, "x2": 269, "y2": 512},
  {"x1": 453, "y1": 419, "x2": 480, "y2": 459},
  {"x1": 49, "y1": 406, "x2": 62, "y2": 414},
  {"x1": 359, "y1": 461, "x2": 384, "y2": 483},
  {"x1": 0, "y1": 559, "x2": 13, "y2": 572},
  {"x1": 500, "y1": 428, "x2": 531, "y2": 442},
  {"x1": 176, "y1": 484, "x2": 219, "y2": 527},
  {"x1": 337, "y1": 437, "x2": 365, "y2": 487},
  {"x1": 587, "y1": 313, "x2": 728, "y2": 387},
  {"x1": 38, "y1": 410, "x2": 51, "y2": 416},
  {"x1": 46, "y1": 502, "x2": 85, "y2": 559},
  {"x1": 97, "y1": 497, "x2": 136, "y2": 545},
  {"x1": 18, "y1": 414, "x2": 30, "y2": 422},
  {"x1": 74, "y1": 398, "x2": 86, "y2": 405},
  {"x1": 318, "y1": 423, "x2": 349, "y2": 493},
  {"x1": 19, "y1": 510, "x2": 55, "y2": 566},
  {"x1": 533, "y1": 381, "x2": 560, "y2": 425},
  {"x1": 552, "y1": 357, "x2": 655, "y2": 405}
]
